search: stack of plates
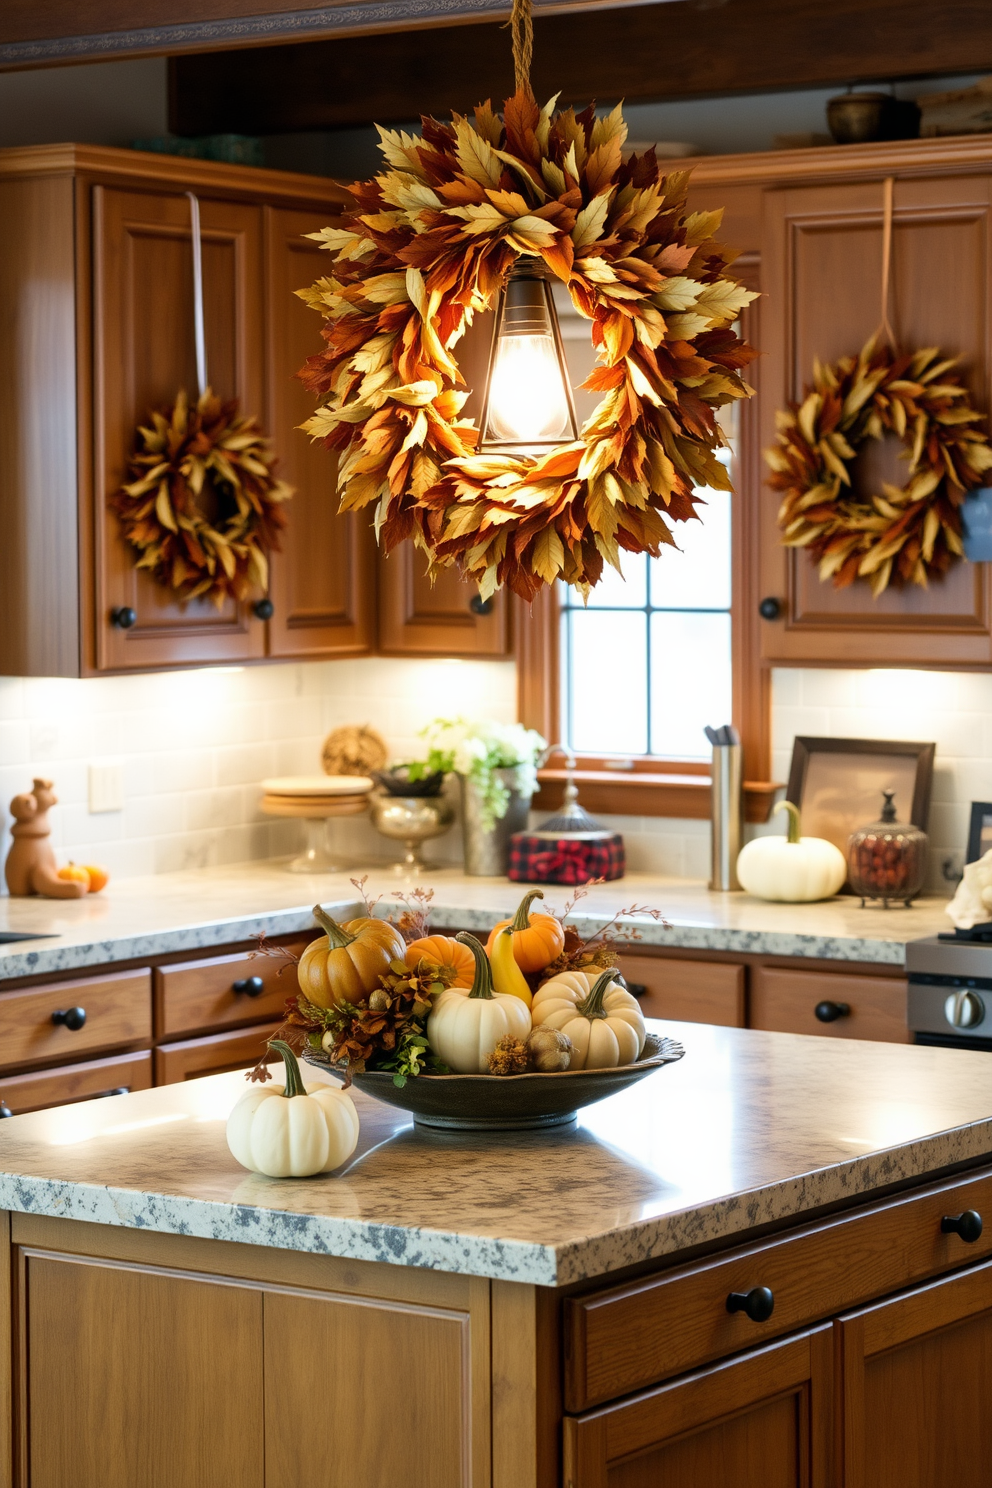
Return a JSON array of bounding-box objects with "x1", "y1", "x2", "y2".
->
[{"x1": 260, "y1": 775, "x2": 373, "y2": 819}]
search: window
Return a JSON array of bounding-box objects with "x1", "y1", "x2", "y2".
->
[{"x1": 555, "y1": 286, "x2": 735, "y2": 763}]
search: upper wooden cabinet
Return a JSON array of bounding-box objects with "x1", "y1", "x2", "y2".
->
[
  {"x1": 379, "y1": 545, "x2": 512, "y2": 657},
  {"x1": 0, "y1": 144, "x2": 373, "y2": 676},
  {"x1": 685, "y1": 134, "x2": 992, "y2": 672}
]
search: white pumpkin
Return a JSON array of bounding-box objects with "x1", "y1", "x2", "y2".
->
[
  {"x1": 736, "y1": 800, "x2": 846, "y2": 903},
  {"x1": 226, "y1": 1040, "x2": 359, "y2": 1178},
  {"x1": 531, "y1": 969, "x2": 646, "y2": 1070},
  {"x1": 427, "y1": 933, "x2": 531, "y2": 1073}
]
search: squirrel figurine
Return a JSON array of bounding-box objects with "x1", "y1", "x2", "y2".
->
[{"x1": 4, "y1": 779, "x2": 89, "y2": 899}]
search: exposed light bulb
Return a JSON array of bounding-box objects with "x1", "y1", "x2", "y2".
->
[{"x1": 486, "y1": 332, "x2": 572, "y2": 444}]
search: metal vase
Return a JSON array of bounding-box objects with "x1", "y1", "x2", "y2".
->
[
  {"x1": 709, "y1": 743, "x2": 743, "y2": 891},
  {"x1": 460, "y1": 768, "x2": 532, "y2": 876}
]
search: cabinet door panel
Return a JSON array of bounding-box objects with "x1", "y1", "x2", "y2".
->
[
  {"x1": 22, "y1": 1252, "x2": 263, "y2": 1488},
  {"x1": 564, "y1": 1327, "x2": 831, "y2": 1488},
  {"x1": 94, "y1": 185, "x2": 267, "y2": 670},
  {"x1": 379, "y1": 543, "x2": 511, "y2": 656},
  {"x1": 154, "y1": 1020, "x2": 281, "y2": 1083},
  {"x1": 0, "y1": 969, "x2": 152, "y2": 1070},
  {"x1": 839, "y1": 1257, "x2": 992, "y2": 1488},
  {"x1": 154, "y1": 937, "x2": 312, "y2": 1038},
  {"x1": 0, "y1": 1049, "x2": 152, "y2": 1115},
  {"x1": 264, "y1": 1287, "x2": 483, "y2": 1488},
  {"x1": 616, "y1": 953, "x2": 745, "y2": 1027},
  {"x1": 749, "y1": 966, "x2": 908, "y2": 1043},
  {"x1": 264, "y1": 206, "x2": 376, "y2": 658},
  {"x1": 760, "y1": 175, "x2": 992, "y2": 667}
]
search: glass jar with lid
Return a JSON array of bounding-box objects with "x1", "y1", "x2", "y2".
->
[{"x1": 846, "y1": 790, "x2": 929, "y2": 907}]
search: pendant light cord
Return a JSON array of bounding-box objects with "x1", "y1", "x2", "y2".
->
[
  {"x1": 186, "y1": 191, "x2": 208, "y2": 398},
  {"x1": 508, "y1": 0, "x2": 535, "y2": 102},
  {"x1": 878, "y1": 175, "x2": 896, "y2": 350}
]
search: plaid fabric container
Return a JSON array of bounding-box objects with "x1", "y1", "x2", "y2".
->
[{"x1": 508, "y1": 833, "x2": 625, "y2": 885}]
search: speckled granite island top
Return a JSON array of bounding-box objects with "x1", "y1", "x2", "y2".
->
[
  {"x1": 2, "y1": 1022, "x2": 991, "y2": 1286},
  {"x1": 0, "y1": 860, "x2": 953, "y2": 980}
]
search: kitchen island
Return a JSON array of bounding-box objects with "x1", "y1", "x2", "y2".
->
[{"x1": 2, "y1": 1021, "x2": 992, "y2": 1486}]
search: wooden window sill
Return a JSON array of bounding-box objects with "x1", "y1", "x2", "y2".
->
[{"x1": 533, "y1": 770, "x2": 782, "y2": 823}]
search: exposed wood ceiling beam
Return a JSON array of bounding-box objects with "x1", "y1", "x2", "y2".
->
[{"x1": 169, "y1": 0, "x2": 992, "y2": 136}]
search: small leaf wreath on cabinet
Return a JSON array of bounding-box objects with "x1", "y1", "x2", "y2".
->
[
  {"x1": 297, "y1": 89, "x2": 758, "y2": 599},
  {"x1": 111, "y1": 388, "x2": 293, "y2": 606},
  {"x1": 766, "y1": 335, "x2": 992, "y2": 597}
]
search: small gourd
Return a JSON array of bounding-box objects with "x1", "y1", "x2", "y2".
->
[
  {"x1": 736, "y1": 800, "x2": 846, "y2": 903},
  {"x1": 427, "y1": 933, "x2": 532, "y2": 1073},
  {"x1": 532, "y1": 969, "x2": 646, "y2": 1069},
  {"x1": 485, "y1": 889, "x2": 565, "y2": 973},
  {"x1": 404, "y1": 934, "x2": 475, "y2": 988},
  {"x1": 526, "y1": 1027, "x2": 572, "y2": 1072},
  {"x1": 226, "y1": 1040, "x2": 360, "y2": 1178},
  {"x1": 298, "y1": 905, "x2": 406, "y2": 1007}
]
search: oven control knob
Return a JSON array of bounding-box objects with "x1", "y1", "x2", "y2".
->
[{"x1": 944, "y1": 989, "x2": 986, "y2": 1029}]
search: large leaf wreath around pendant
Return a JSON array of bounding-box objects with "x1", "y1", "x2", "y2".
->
[{"x1": 297, "y1": 91, "x2": 758, "y2": 600}]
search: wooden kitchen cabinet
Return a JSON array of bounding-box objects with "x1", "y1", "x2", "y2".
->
[
  {"x1": 0, "y1": 969, "x2": 152, "y2": 1071},
  {"x1": 154, "y1": 937, "x2": 311, "y2": 1039},
  {"x1": 378, "y1": 543, "x2": 512, "y2": 657},
  {"x1": 0, "y1": 144, "x2": 363, "y2": 677},
  {"x1": 563, "y1": 1327, "x2": 832, "y2": 1488},
  {"x1": 617, "y1": 953, "x2": 745, "y2": 1027},
  {"x1": 0, "y1": 1049, "x2": 152, "y2": 1116},
  {"x1": 154, "y1": 1020, "x2": 282, "y2": 1084},
  {"x1": 750, "y1": 965, "x2": 909, "y2": 1043}
]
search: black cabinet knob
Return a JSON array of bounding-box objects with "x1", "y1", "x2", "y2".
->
[
  {"x1": 103, "y1": 1087, "x2": 129, "y2": 1098},
  {"x1": 758, "y1": 597, "x2": 782, "y2": 621},
  {"x1": 625, "y1": 982, "x2": 648, "y2": 999},
  {"x1": 253, "y1": 598, "x2": 274, "y2": 620},
  {"x1": 727, "y1": 1286, "x2": 775, "y2": 1322},
  {"x1": 0, "y1": 1102, "x2": 12, "y2": 1118},
  {"x1": 469, "y1": 594, "x2": 494, "y2": 616},
  {"x1": 815, "y1": 1000, "x2": 850, "y2": 1023},
  {"x1": 942, "y1": 1210, "x2": 983, "y2": 1243},
  {"x1": 232, "y1": 976, "x2": 265, "y2": 998},
  {"x1": 51, "y1": 1006, "x2": 86, "y2": 1031},
  {"x1": 110, "y1": 606, "x2": 137, "y2": 629}
]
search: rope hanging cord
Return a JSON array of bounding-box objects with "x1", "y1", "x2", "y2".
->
[
  {"x1": 508, "y1": 0, "x2": 535, "y2": 102},
  {"x1": 186, "y1": 191, "x2": 208, "y2": 398},
  {"x1": 878, "y1": 175, "x2": 895, "y2": 350}
]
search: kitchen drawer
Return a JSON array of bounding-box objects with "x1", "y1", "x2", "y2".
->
[
  {"x1": 617, "y1": 953, "x2": 745, "y2": 1027},
  {"x1": 155, "y1": 1021, "x2": 283, "y2": 1084},
  {"x1": 154, "y1": 939, "x2": 311, "y2": 1038},
  {"x1": 0, "y1": 970, "x2": 152, "y2": 1071},
  {"x1": 564, "y1": 1166, "x2": 992, "y2": 1410},
  {"x1": 0, "y1": 1050, "x2": 153, "y2": 1116},
  {"x1": 749, "y1": 965, "x2": 909, "y2": 1043}
]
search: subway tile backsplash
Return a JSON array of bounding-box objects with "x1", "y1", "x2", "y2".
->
[{"x1": 0, "y1": 660, "x2": 984, "y2": 892}]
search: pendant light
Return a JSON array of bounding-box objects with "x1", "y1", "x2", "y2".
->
[{"x1": 479, "y1": 261, "x2": 579, "y2": 455}]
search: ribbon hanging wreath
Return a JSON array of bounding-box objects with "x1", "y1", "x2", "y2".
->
[
  {"x1": 297, "y1": 0, "x2": 758, "y2": 600},
  {"x1": 111, "y1": 193, "x2": 292, "y2": 607},
  {"x1": 767, "y1": 177, "x2": 992, "y2": 597}
]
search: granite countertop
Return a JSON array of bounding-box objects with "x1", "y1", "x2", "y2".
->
[
  {"x1": 0, "y1": 861, "x2": 954, "y2": 982},
  {"x1": 1, "y1": 1021, "x2": 990, "y2": 1285}
]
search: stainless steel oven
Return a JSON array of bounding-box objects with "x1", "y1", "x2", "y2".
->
[{"x1": 907, "y1": 930, "x2": 992, "y2": 1051}]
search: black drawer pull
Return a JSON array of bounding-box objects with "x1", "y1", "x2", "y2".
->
[
  {"x1": 815, "y1": 1000, "x2": 850, "y2": 1023},
  {"x1": 758, "y1": 596, "x2": 781, "y2": 620},
  {"x1": 469, "y1": 593, "x2": 494, "y2": 616},
  {"x1": 232, "y1": 976, "x2": 265, "y2": 998},
  {"x1": 626, "y1": 982, "x2": 648, "y2": 999},
  {"x1": 253, "y1": 598, "x2": 274, "y2": 620},
  {"x1": 101, "y1": 1087, "x2": 130, "y2": 1098},
  {"x1": 0, "y1": 1102, "x2": 12, "y2": 1118},
  {"x1": 110, "y1": 606, "x2": 137, "y2": 629},
  {"x1": 727, "y1": 1286, "x2": 774, "y2": 1322},
  {"x1": 942, "y1": 1210, "x2": 983, "y2": 1243},
  {"x1": 51, "y1": 1006, "x2": 87, "y2": 1031}
]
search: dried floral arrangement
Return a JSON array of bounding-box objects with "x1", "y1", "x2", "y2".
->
[
  {"x1": 249, "y1": 878, "x2": 668, "y2": 1086},
  {"x1": 296, "y1": 77, "x2": 757, "y2": 600},
  {"x1": 111, "y1": 389, "x2": 293, "y2": 606},
  {"x1": 767, "y1": 336, "x2": 992, "y2": 597}
]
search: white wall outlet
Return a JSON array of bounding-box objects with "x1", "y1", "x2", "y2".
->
[{"x1": 88, "y1": 761, "x2": 124, "y2": 814}]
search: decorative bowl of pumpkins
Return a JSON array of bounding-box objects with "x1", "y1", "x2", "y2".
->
[{"x1": 278, "y1": 888, "x2": 685, "y2": 1131}]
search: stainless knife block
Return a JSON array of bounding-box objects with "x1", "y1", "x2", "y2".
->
[{"x1": 710, "y1": 743, "x2": 743, "y2": 892}]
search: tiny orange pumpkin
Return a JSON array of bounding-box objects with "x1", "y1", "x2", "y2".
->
[
  {"x1": 485, "y1": 889, "x2": 565, "y2": 974},
  {"x1": 80, "y1": 864, "x2": 109, "y2": 893},
  {"x1": 298, "y1": 905, "x2": 406, "y2": 1008},
  {"x1": 405, "y1": 934, "x2": 475, "y2": 988},
  {"x1": 56, "y1": 863, "x2": 90, "y2": 890}
]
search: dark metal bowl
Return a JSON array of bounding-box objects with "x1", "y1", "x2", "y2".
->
[{"x1": 302, "y1": 1033, "x2": 685, "y2": 1130}]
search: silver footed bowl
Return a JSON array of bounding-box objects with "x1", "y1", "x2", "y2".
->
[
  {"x1": 367, "y1": 790, "x2": 455, "y2": 873},
  {"x1": 302, "y1": 1032, "x2": 685, "y2": 1131}
]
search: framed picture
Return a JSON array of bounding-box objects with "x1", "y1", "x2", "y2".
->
[
  {"x1": 967, "y1": 802, "x2": 992, "y2": 864},
  {"x1": 786, "y1": 737, "x2": 935, "y2": 858}
]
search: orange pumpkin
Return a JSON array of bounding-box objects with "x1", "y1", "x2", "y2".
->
[
  {"x1": 298, "y1": 906, "x2": 406, "y2": 1008},
  {"x1": 485, "y1": 889, "x2": 565, "y2": 974},
  {"x1": 56, "y1": 863, "x2": 90, "y2": 890},
  {"x1": 80, "y1": 864, "x2": 109, "y2": 893},
  {"x1": 405, "y1": 934, "x2": 474, "y2": 988}
]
